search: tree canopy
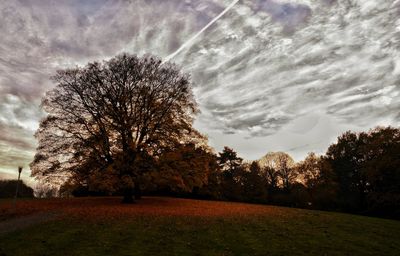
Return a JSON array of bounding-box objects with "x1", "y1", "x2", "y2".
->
[
  {"x1": 31, "y1": 53, "x2": 200, "y2": 202},
  {"x1": 326, "y1": 126, "x2": 400, "y2": 215},
  {"x1": 258, "y1": 152, "x2": 296, "y2": 190}
]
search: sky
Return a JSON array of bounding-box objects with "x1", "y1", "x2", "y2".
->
[{"x1": 0, "y1": 0, "x2": 399, "y2": 184}]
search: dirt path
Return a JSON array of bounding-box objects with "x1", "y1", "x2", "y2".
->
[{"x1": 0, "y1": 212, "x2": 58, "y2": 236}]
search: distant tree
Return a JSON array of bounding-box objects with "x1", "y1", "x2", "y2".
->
[
  {"x1": 0, "y1": 180, "x2": 34, "y2": 198},
  {"x1": 297, "y1": 153, "x2": 319, "y2": 186},
  {"x1": 326, "y1": 126, "x2": 400, "y2": 216},
  {"x1": 296, "y1": 153, "x2": 337, "y2": 208},
  {"x1": 313, "y1": 157, "x2": 338, "y2": 209},
  {"x1": 276, "y1": 153, "x2": 297, "y2": 191},
  {"x1": 326, "y1": 130, "x2": 370, "y2": 210},
  {"x1": 259, "y1": 152, "x2": 297, "y2": 191},
  {"x1": 358, "y1": 127, "x2": 400, "y2": 217},
  {"x1": 296, "y1": 152, "x2": 322, "y2": 201},
  {"x1": 263, "y1": 166, "x2": 279, "y2": 195},
  {"x1": 287, "y1": 182, "x2": 309, "y2": 207},
  {"x1": 217, "y1": 147, "x2": 243, "y2": 174},
  {"x1": 30, "y1": 53, "x2": 199, "y2": 203},
  {"x1": 243, "y1": 161, "x2": 267, "y2": 203},
  {"x1": 198, "y1": 154, "x2": 222, "y2": 199},
  {"x1": 217, "y1": 147, "x2": 244, "y2": 200}
]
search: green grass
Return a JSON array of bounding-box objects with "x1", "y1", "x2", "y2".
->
[{"x1": 1, "y1": 207, "x2": 399, "y2": 256}]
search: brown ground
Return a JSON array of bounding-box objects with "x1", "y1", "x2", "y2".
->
[
  {"x1": 0, "y1": 197, "x2": 296, "y2": 235},
  {"x1": 1, "y1": 196, "x2": 288, "y2": 221},
  {"x1": 0, "y1": 211, "x2": 58, "y2": 235}
]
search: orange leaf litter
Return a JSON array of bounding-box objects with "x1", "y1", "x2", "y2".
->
[{"x1": 1, "y1": 197, "x2": 290, "y2": 221}]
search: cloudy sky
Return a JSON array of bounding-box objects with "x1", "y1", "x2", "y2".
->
[{"x1": 1, "y1": 0, "x2": 399, "y2": 183}]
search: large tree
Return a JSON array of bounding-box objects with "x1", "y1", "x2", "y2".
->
[{"x1": 30, "y1": 53, "x2": 199, "y2": 203}]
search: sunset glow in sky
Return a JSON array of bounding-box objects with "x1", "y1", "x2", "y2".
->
[{"x1": 1, "y1": 0, "x2": 399, "y2": 183}]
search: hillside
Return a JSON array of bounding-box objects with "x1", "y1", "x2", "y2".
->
[{"x1": 0, "y1": 197, "x2": 399, "y2": 256}]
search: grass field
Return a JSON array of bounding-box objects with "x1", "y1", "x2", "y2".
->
[{"x1": 0, "y1": 197, "x2": 399, "y2": 256}]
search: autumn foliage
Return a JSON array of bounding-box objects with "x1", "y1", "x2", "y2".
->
[{"x1": 30, "y1": 54, "x2": 201, "y2": 203}]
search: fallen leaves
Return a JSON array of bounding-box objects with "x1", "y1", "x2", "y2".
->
[{"x1": 0, "y1": 197, "x2": 290, "y2": 222}]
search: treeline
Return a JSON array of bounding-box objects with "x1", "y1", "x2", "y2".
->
[
  {"x1": 195, "y1": 126, "x2": 400, "y2": 219},
  {"x1": 0, "y1": 180, "x2": 60, "y2": 198},
  {"x1": 30, "y1": 54, "x2": 399, "y2": 217},
  {"x1": 63, "y1": 126, "x2": 400, "y2": 219},
  {"x1": 0, "y1": 180, "x2": 34, "y2": 198}
]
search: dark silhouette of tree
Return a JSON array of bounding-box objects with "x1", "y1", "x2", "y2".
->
[
  {"x1": 263, "y1": 166, "x2": 279, "y2": 196},
  {"x1": 243, "y1": 161, "x2": 267, "y2": 203},
  {"x1": 326, "y1": 126, "x2": 400, "y2": 216},
  {"x1": 288, "y1": 182, "x2": 309, "y2": 207},
  {"x1": 315, "y1": 157, "x2": 338, "y2": 208},
  {"x1": 326, "y1": 131, "x2": 369, "y2": 210},
  {"x1": 364, "y1": 127, "x2": 399, "y2": 212},
  {"x1": 0, "y1": 180, "x2": 34, "y2": 198},
  {"x1": 198, "y1": 153, "x2": 222, "y2": 200},
  {"x1": 217, "y1": 146, "x2": 244, "y2": 200},
  {"x1": 362, "y1": 127, "x2": 400, "y2": 217},
  {"x1": 296, "y1": 153, "x2": 337, "y2": 208},
  {"x1": 30, "y1": 53, "x2": 199, "y2": 203},
  {"x1": 217, "y1": 147, "x2": 243, "y2": 173}
]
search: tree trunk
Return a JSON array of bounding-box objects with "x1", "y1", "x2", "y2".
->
[
  {"x1": 134, "y1": 184, "x2": 142, "y2": 200},
  {"x1": 122, "y1": 188, "x2": 134, "y2": 203}
]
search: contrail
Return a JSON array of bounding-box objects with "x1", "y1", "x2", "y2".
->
[{"x1": 165, "y1": 0, "x2": 240, "y2": 62}]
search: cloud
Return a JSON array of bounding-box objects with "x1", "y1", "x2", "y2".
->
[
  {"x1": 252, "y1": 0, "x2": 312, "y2": 33},
  {"x1": 0, "y1": 0, "x2": 232, "y2": 172},
  {"x1": 0, "y1": 0, "x2": 399, "y2": 169},
  {"x1": 181, "y1": 0, "x2": 400, "y2": 139}
]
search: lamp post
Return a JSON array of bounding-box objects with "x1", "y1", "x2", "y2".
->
[{"x1": 13, "y1": 166, "x2": 23, "y2": 211}]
